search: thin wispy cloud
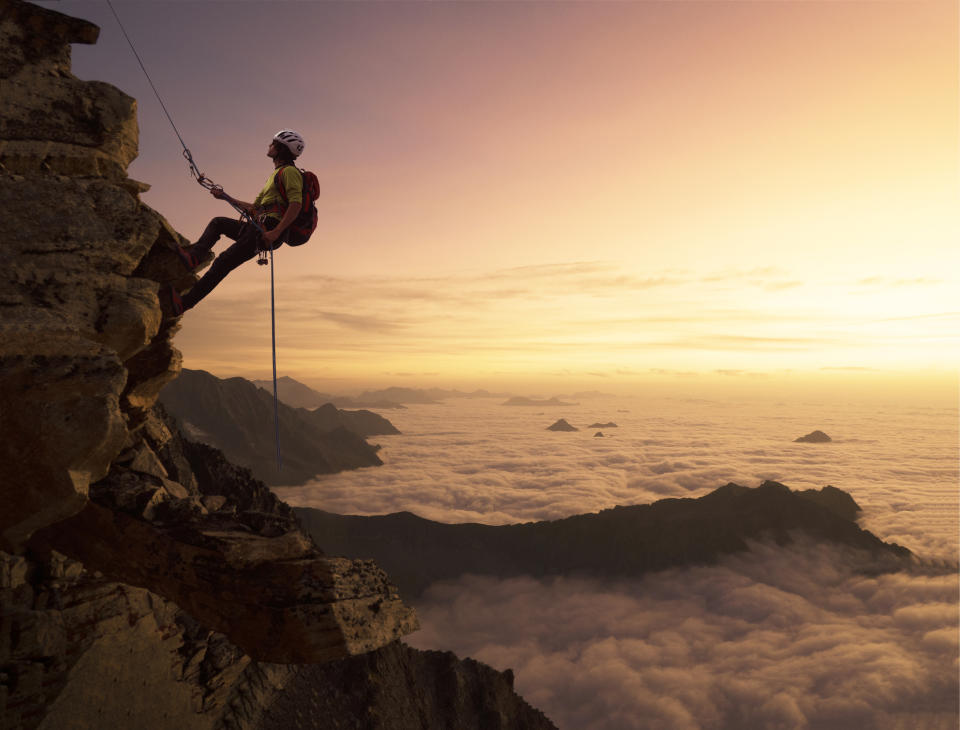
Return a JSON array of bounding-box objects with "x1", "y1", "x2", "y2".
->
[{"x1": 176, "y1": 257, "x2": 956, "y2": 383}]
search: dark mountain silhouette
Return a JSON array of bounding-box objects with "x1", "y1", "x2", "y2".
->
[
  {"x1": 296, "y1": 482, "x2": 912, "y2": 598},
  {"x1": 251, "y1": 376, "x2": 408, "y2": 410},
  {"x1": 504, "y1": 396, "x2": 578, "y2": 407},
  {"x1": 251, "y1": 375, "x2": 338, "y2": 409},
  {"x1": 353, "y1": 387, "x2": 510, "y2": 405},
  {"x1": 547, "y1": 419, "x2": 579, "y2": 431},
  {"x1": 589, "y1": 422, "x2": 618, "y2": 428},
  {"x1": 160, "y1": 369, "x2": 398, "y2": 485}
]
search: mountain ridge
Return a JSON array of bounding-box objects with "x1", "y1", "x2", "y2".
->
[
  {"x1": 160, "y1": 368, "x2": 399, "y2": 485},
  {"x1": 296, "y1": 481, "x2": 912, "y2": 598}
]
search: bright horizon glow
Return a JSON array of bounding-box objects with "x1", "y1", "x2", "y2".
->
[{"x1": 48, "y1": 0, "x2": 959, "y2": 395}]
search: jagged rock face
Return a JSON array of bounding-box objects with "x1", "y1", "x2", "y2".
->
[
  {"x1": 0, "y1": 0, "x2": 185, "y2": 549},
  {"x1": 1, "y1": 0, "x2": 417, "y2": 665},
  {"x1": 25, "y1": 405, "x2": 418, "y2": 665},
  {"x1": 2, "y1": 550, "x2": 552, "y2": 730},
  {"x1": 255, "y1": 642, "x2": 558, "y2": 730},
  {"x1": 1, "y1": 551, "x2": 262, "y2": 730},
  {"x1": 0, "y1": 6, "x2": 552, "y2": 730}
]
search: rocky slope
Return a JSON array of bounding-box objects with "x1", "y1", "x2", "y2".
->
[
  {"x1": 296, "y1": 481, "x2": 913, "y2": 598},
  {"x1": 160, "y1": 369, "x2": 398, "y2": 485},
  {"x1": 0, "y1": 3, "x2": 555, "y2": 728}
]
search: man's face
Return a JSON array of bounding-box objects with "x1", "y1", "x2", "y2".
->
[{"x1": 268, "y1": 141, "x2": 279, "y2": 158}]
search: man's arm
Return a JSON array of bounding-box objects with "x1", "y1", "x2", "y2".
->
[{"x1": 211, "y1": 188, "x2": 255, "y2": 214}]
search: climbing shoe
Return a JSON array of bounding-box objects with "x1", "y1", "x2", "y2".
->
[
  {"x1": 166, "y1": 284, "x2": 186, "y2": 317},
  {"x1": 174, "y1": 245, "x2": 201, "y2": 270}
]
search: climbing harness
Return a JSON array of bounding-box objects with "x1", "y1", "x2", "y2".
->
[{"x1": 107, "y1": 0, "x2": 282, "y2": 470}]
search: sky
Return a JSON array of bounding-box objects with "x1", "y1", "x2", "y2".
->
[{"x1": 47, "y1": 0, "x2": 959, "y2": 394}]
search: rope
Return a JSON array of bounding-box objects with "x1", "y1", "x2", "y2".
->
[
  {"x1": 107, "y1": 0, "x2": 281, "y2": 470},
  {"x1": 269, "y1": 246, "x2": 282, "y2": 471},
  {"x1": 106, "y1": 0, "x2": 263, "y2": 234},
  {"x1": 105, "y1": 0, "x2": 190, "y2": 156}
]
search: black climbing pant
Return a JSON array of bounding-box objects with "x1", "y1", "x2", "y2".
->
[{"x1": 181, "y1": 216, "x2": 285, "y2": 310}]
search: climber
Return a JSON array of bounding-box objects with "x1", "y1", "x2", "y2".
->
[{"x1": 168, "y1": 129, "x2": 306, "y2": 315}]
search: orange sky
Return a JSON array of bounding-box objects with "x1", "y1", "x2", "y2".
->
[{"x1": 55, "y1": 0, "x2": 959, "y2": 394}]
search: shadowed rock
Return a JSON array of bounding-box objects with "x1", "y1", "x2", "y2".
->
[
  {"x1": 795, "y1": 430, "x2": 832, "y2": 443},
  {"x1": 256, "y1": 642, "x2": 557, "y2": 730},
  {"x1": 547, "y1": 418, "x2": 578, "y2": 432},
  {"x1": 160, "y1": 369, "x2": 397, "y2": 485}
]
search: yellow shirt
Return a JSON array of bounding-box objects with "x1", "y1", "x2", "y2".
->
[{"x1": 254, "y1": 166, "x2": 303, "y2": 220}]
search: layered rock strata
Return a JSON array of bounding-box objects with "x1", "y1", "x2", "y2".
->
[
  {"x1": 1, "y1": 4, "x2": 555, "y2": 728},
  {"x1": 0, "y1": 0, "x2": 414, "y2": 664}
]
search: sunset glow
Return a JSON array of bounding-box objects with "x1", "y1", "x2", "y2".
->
[{"x1": 54, "y1": 0, "x2": 958, "y2": 394}]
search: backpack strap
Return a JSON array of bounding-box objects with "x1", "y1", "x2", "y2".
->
[{"x1": 273, "y1": 165, "x2": 289, "y2": 205}]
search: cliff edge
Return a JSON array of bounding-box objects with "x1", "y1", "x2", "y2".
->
[
  {"x1": 0, "y1": 0, "x2": 415, "y2": 664},
  {"x1": 0, "y1": 3, "x2": 555, "y2": 728}
]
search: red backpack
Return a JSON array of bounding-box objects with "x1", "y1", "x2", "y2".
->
[{"x1": 273, "y1": 166, "x2": 319, "y2": 246}]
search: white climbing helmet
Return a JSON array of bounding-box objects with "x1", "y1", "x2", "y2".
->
[{"x1": 273, "y1": 129, "x2": 305, "y2": 158}]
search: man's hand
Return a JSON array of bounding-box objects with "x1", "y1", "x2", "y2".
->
[
  {"x1": 261, "y1": 228, "x2": 281, "y2": 247},
  {"x1": 210, "y1": 187, "x2": 227, "y2": 200}
]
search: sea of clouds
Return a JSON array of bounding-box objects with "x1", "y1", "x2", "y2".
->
[
  {"x1": 410, "y1": 542, "x2": 958, "y2": 730},
  {"x1": 277, "y1": 393, "x2": 957, "y2": 557},
  {"x1": 275, "y1": 393, "x2": 958, "y2": 729}
]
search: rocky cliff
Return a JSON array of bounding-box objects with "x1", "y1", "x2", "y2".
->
[{"x1": 0, "y1": 3, "x2": 555, "y2": 728}]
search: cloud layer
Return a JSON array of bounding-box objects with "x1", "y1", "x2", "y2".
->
[
  {"x1": 408, "y1": 541, "x2": 959, "y2": 730},
  {"x1": 275, "y1": 392, "x2": 958, "y2": 729},
  {"x1": 276, "y1": 393, "x2": 958, "y2": 560}
]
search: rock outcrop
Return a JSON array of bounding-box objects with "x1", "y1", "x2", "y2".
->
[
  {"x1": 256, "y1": 642, "x2": 555, "y2": 730},
  {"x1": 297, "y1": 481, "x2": 913, "y2": 598},
  {"x1": 1, "y1": 4, "x2": 555, "y2": 728},
  {"x1": 0, "y1": 0, "x2": 414, "y2": 664},
  {"x1": 3, "y1": 546, "x2": 551, "y2": 730},
  {"x1": 160, "y1": 369, "x2": 397, "y2": 485},
  {"x1": 795, "y1": 430, "x2": 832, "y2": 443}
]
